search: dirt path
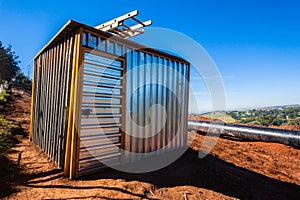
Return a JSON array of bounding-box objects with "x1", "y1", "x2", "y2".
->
[{"x1": 1, "y1": 93, "x2": 300, "y2": 199}]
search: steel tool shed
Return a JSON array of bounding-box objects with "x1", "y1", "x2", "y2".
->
[{"x1": 30, "y1": 20, "x2": 190, "y2": 179}]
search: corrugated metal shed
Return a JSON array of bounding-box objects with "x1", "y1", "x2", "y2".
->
[{"x1": 30, "y1": 20, "x2": 190, "y2": 179}]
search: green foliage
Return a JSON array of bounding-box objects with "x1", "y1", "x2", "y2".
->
[
  {"x1": 287, "y1": 118, "x2": 300, "y2": 125},
  {"x1": 0, "y1": 134, "x2": 12, "y2": 156},
  {"x1": 14, "y1": 71, "x2": 31, "y2": 85},
  {"x1": 0, "y1": 41, "x2": 21, "y2": 81},
  {"x1": 226, "y1": 106, "x2": 300, "y2": 126},
  {"x1": 0, "y1": 116, "x2": 20, "y2": 156},
  {"x1": 0, "y1": 89, "x2": 10, "y2": 102}
]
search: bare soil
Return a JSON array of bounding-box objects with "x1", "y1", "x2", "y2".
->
[{"x1": 0, "y1": 93, "x2": 300, "y2": 199}]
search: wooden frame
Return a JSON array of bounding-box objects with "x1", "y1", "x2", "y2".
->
[
  {"x1": 65, "y1": 28, "x2": 127, "y2": 178},
  {"x1": 29, "y1": 58, "x2": 36, "y2": 140},
  {"x1": 74, "y1": 41, "x2": 126, "y2": 178},
  {"x1": 64, "y1": 28, "x2": 82, "y2": 178}
]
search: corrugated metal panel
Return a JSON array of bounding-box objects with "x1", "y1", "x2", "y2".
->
[
  {"x1": 32, "y1": 34, "x2": 75, "y2": 168},
  {"x1": 124, "y1": 49, "x2": 189, "y2": 162},
  {"x1": 81, "y1": 34, "x2": 189, "y2": 163},
  {"x1": 78, "y1": 51, "x2": 123, "y2": 175}
]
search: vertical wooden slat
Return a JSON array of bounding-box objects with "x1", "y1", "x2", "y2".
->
[
  {"x1": 65, "y1": 28, "x2": 83, "y2": 179},
  {"x1": 29, "y1": 58, "x2": 36, "y2": 140},
  {"x1": 75, "y1": 27, "x2": 84, "y2": 177},
  {"x1": 32, "y1": 56, "x2": 39, "y2": 143},
  {"x1": 64, "y1": 30, "x2": 80, "y2": 178}
]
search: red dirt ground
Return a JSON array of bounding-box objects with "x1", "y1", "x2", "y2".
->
[{"x1": 0, "y1": 93, "x2": 300, "y2": 199}]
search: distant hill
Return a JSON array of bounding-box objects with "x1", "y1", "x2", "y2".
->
[
  {"x1": 195, "y1": 105, "x2": 300, "y2": 128},
  {"x1": 259, "y1": 104, "x2": 300, "y2": 111}
]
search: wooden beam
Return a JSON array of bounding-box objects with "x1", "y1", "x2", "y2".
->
[
  {"x1": 29, "y1": 58, "x2": 37, "y2": 140},
  {"x1": 64, "y1": 29, "x2": 81, "y2": 178}
]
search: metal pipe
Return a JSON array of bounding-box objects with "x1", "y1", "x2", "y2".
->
[{"x1": 188, "y1": 120, "x2": 300, "y2": 148}]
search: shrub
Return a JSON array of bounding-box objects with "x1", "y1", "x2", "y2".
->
[
  {"x1": 0, "y1": 116, "x2": 20, "y2": 156},
  {"x1": 0, "y1": 89, "x2": 10, "y2": 102}
]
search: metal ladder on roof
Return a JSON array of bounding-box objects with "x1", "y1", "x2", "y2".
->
[{"x1": 95, "y1": 10, "x2": 152, "y2": 39}]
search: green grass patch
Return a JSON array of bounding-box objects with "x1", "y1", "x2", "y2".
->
[{"x1": 0, "y1": 116, "x2": 20, "y2": 156}]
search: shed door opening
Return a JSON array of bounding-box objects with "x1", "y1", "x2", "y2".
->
[{"x1": 79, "y1": 51, "x2": 124, "y2": 174}]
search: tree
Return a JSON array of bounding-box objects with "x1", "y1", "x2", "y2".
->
[
  {"x1": 0, "y1": 41, "x2": 20, "y2": 82},
  {"x1": 14, "y1": 71, "x2": 31, "y2": 85}
]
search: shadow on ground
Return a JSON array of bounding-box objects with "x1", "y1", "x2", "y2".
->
[
  {"x1": 80, "y1": 148, "x2": 300, "y2": 200},
  {"x1": 1, "y1": 147, "x2": 300, "y2": 199}
]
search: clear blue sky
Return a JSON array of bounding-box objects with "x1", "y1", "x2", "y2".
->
[{"x1": 0, "y1": 0, "x2": 299, "y2": 112}]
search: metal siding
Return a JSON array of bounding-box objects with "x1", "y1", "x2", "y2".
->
[
  {"x1": 124, "y1": 49, "x2": 189, "y2": 162},
  {"x1": 32, "y1": 24, "x2": 189, "y2": 177},
  {"x1": 78, "y1": 51, "x2": 123, "y2": 175},
  {"x1": 32, "y1": 34, "x2": 75, "y2": 168}
]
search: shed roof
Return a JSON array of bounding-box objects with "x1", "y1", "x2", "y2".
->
[{"x1": 34, "y1": 20, "x2": 189, "y2": 64}]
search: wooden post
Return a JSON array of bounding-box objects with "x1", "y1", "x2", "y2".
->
[{"x1": 64, "y1": 29, "x2": 81, "y2": 178}]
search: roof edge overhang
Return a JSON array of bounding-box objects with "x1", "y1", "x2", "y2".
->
[{"x1": 34, "y1": 20, "x2": 189, "y2": 65}]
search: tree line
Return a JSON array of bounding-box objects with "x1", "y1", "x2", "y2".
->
[
  {"x1": 227, "y1": 106, "x2": 300, "y2": 126},
  {"x1": 0, "y1": 41, "x2": 29, "y2": 84}
]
